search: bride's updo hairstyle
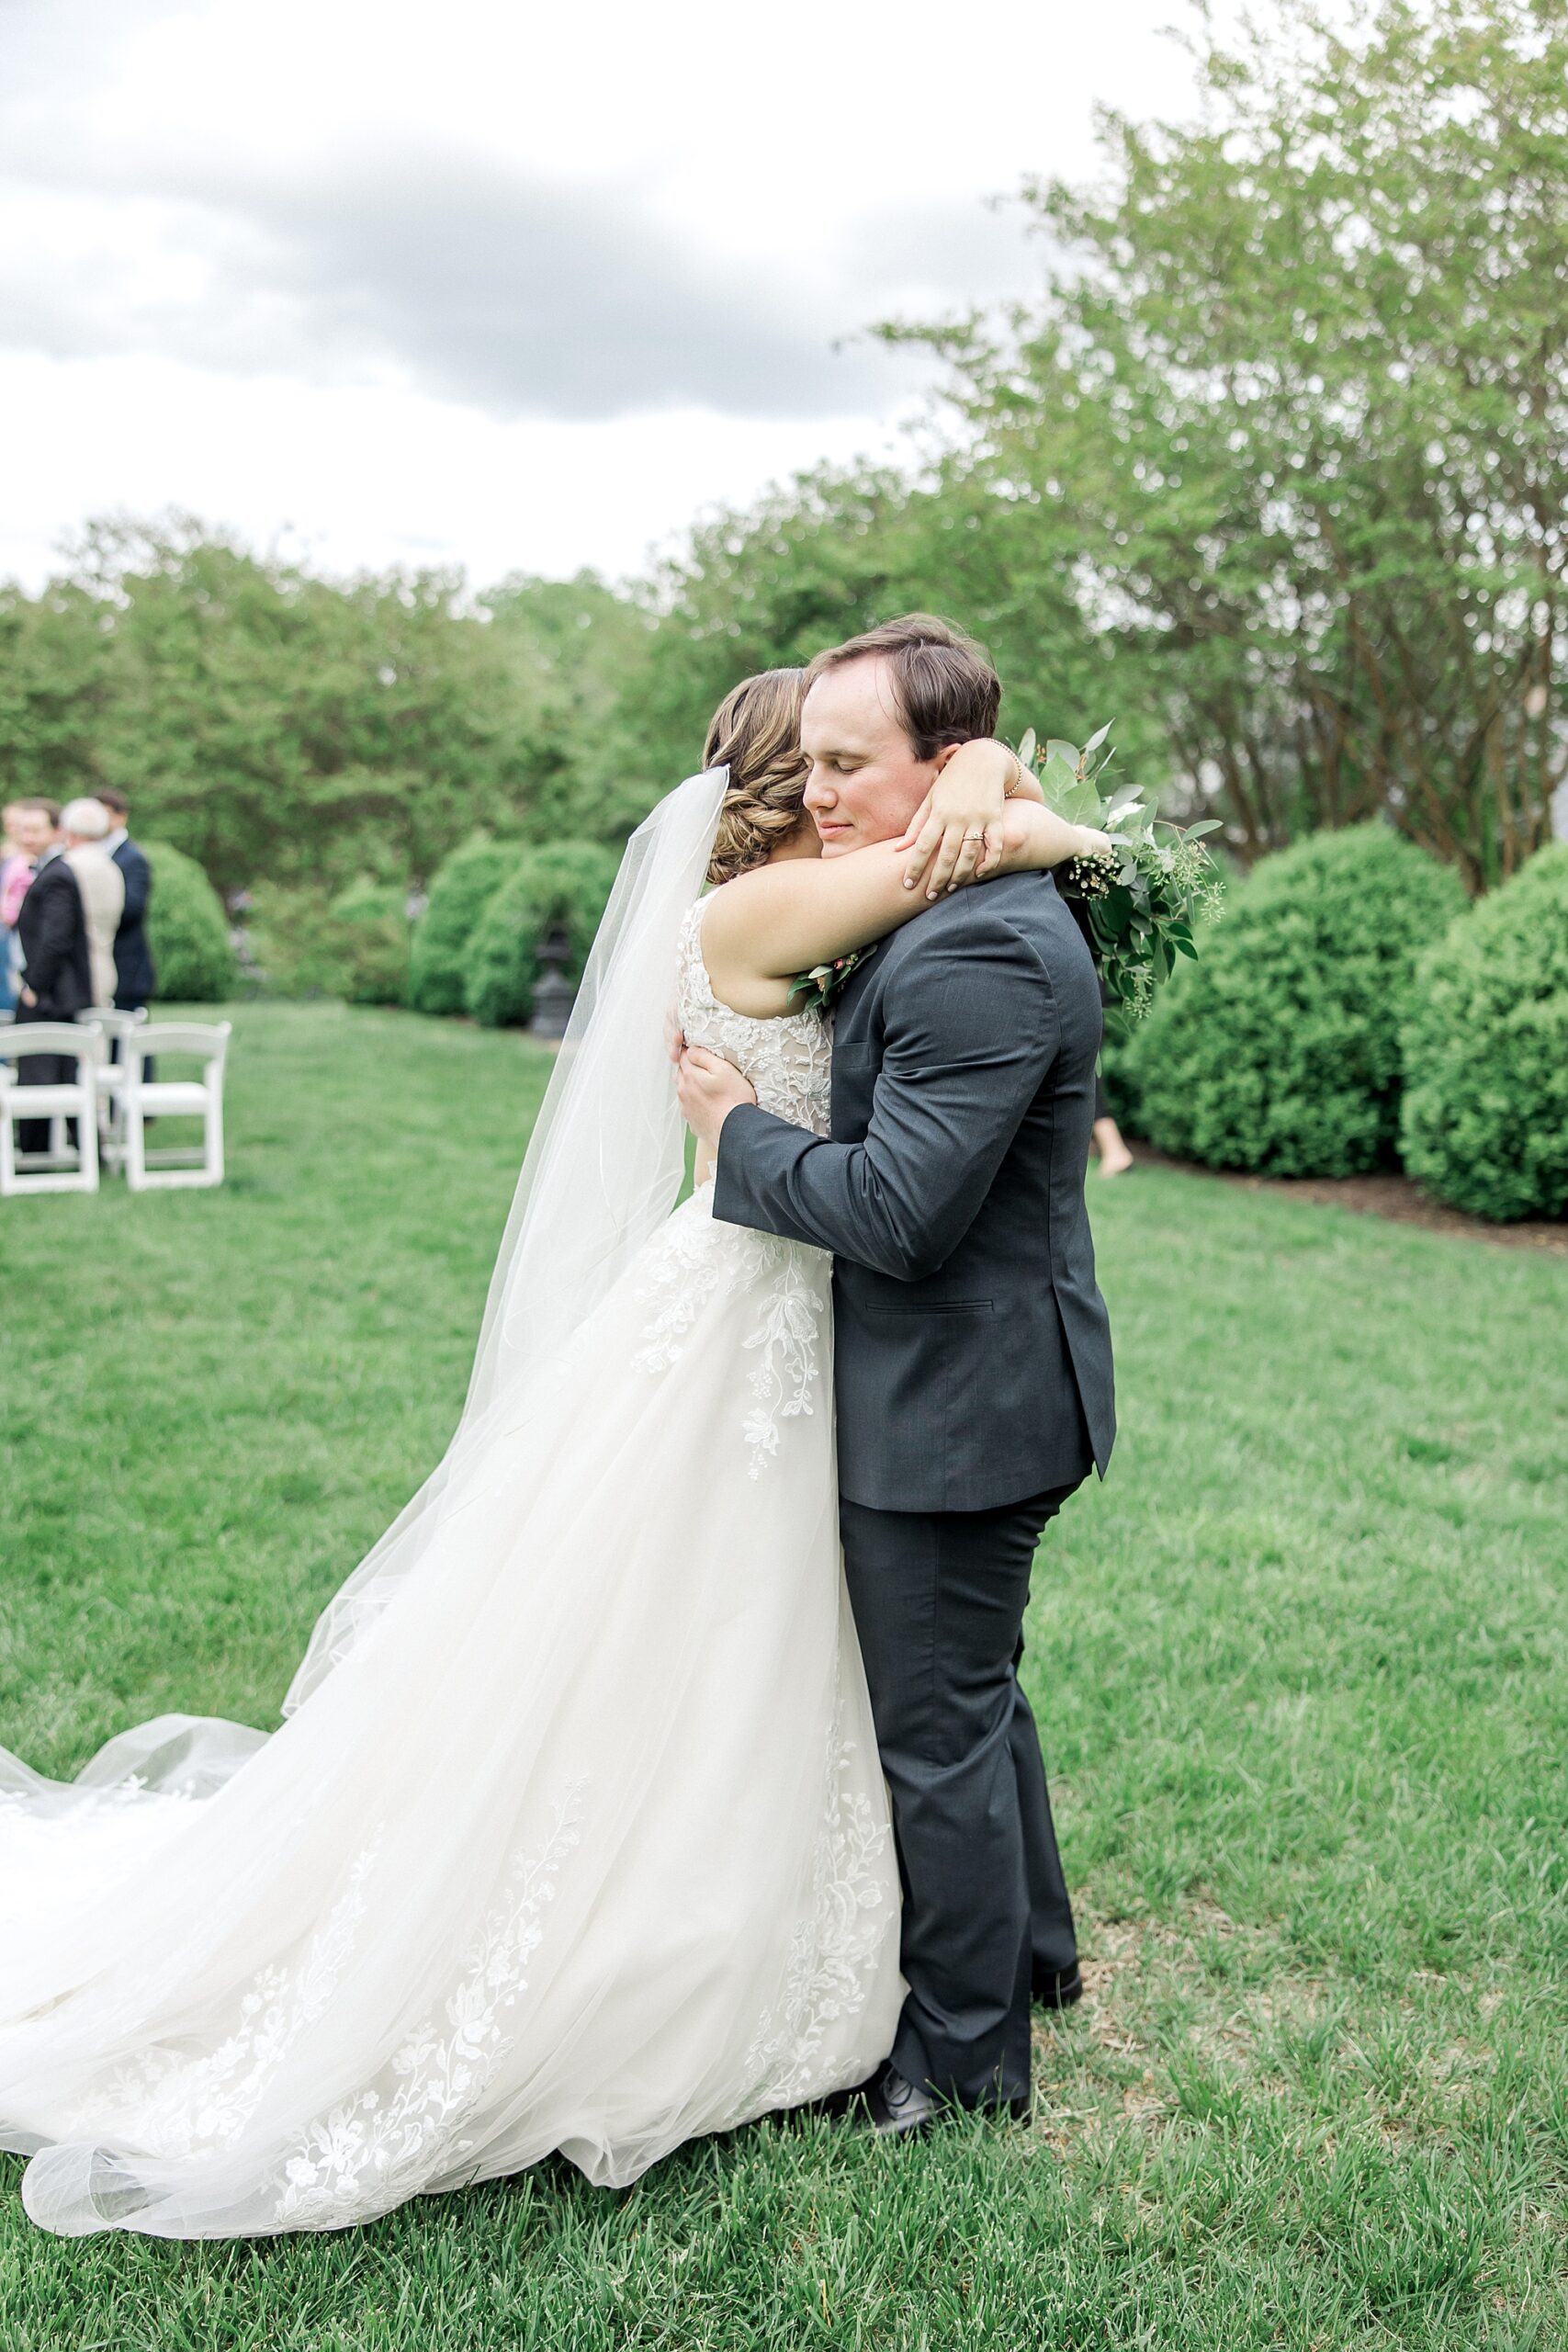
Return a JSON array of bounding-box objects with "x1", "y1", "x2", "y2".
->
[{"x1": 704, "y1": 669, "x2": 809, "y2": 886}]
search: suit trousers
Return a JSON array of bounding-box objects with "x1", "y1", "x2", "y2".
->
[
  {"x1": 111, "y1": 991, "x2": 153, "y2": 1088},
  {"x1": 14, "y1": 1000, "x2": 78, "y2": 1155},
  {"x1": 839, "y1": 1482, "x2": 1082, "y2": 2109}
]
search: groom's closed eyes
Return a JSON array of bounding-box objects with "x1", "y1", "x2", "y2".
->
[{"x1": 798, "y1": 652, "x2": 959, "y2": 855}]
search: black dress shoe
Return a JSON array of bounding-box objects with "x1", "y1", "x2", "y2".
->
[
  {"x1": 1032, "y1": 1962, "x2": 1085, "y2": 2010},
  {"x1": 859, "y1": 2063, "x2": 940, "y2": 2138}
]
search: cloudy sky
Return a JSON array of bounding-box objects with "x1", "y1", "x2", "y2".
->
[{"x1": 1, "y1": 0, "x2": 1193, "y2": 592}]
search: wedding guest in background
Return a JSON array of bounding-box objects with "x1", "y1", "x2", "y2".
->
[
  {"x1": 0, "y1": 803, "x2": 31, "y2": 1015},
  {"x1": 1091, "y1": 974, "x2": 1134, "y2": 1178},
  {"x1": 1093, "y1": 1074, "x2": 1134, "y2": 1179},
  {"x1": 95, "y1": 786, "x2": 156, "y2": 1021},
  {"x1": 12, "y1": 798, "x2": 90, "y2": 1154},
  {"x1": 62, "y1": 798, "x2": 125, "y2": 1010}
]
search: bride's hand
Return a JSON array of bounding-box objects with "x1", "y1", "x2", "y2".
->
[{"x1": 899, "y1": 741, "x2": 1024, "y2": 899}]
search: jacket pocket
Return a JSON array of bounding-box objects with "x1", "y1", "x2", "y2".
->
[{"x1": 861, "y1": 1299, "x2": 995, "y2": 1317}]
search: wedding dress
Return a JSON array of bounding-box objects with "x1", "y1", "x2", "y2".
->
[{"x1": 0, "y1": 773, "x2": 902, "y2": 2239}]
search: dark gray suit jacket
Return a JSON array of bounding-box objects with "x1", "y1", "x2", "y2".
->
[
  {"x1": 110, "y1": 837, "x2": 156, "y2": 1003},
  {"x1": 16, "y1": 854, "x2": 92, "y2": 1018},
  {"x1": 713, "y1": 868, "x2": 1115, "y2": 1513}
]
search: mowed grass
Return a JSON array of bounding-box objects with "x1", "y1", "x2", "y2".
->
[{"x1": 1, "y1": 1001, "x2": 1564, "y2": 2351}]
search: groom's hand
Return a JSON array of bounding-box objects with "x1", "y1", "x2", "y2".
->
[{"x1": 677, "y1": 1046, "x2": 757, "y2": 1153}]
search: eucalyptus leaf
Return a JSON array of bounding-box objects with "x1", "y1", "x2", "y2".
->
[
  {"x1": 1060, "y1": 776, "x2": 1105, "y2": 826},
  {"x1": 1038, "y1": 751, "x2": 1085, "y2": 815},
  {"x1": 1020, "y1": 706, "x2": 1223, "y2": 1023},
  {"x1": 1016, "y1": 729, "x2": 1037, "y2": 768}
]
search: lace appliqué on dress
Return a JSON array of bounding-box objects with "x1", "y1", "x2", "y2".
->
[
  {"x1": 272, "y1": 1789, "x2": 583, "y2": 2227},
  {"x1": 64, "y1": 1838, "x2": 382, "y2": 2158},
  {"x1": 739, "y1": 1254, "x2": 822, "y2": 1476},
  {"x1": 732, "y1": 1725, "x2": 893, "y2": 2115},
  {"x1": 673, "y1": 902, "x2": 832, "y2": 1140},
  {"x1": 0, "y1": 1773, "x2": 198, "y2": 1826},
  {"x1": 637, "y1": 904, "x2": 832, "y2": 1476},
  {"x1": 635, "y1": 1203, "x2": 824, "y2": 1479}
]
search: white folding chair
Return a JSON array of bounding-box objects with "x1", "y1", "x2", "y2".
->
[
  {"x1": 0, "y1": 1023, "x2": 100, "y2": 1195},
  {"x1": 122, "y1": 1022, "x2": 231, "y2": 1192},
  {"x1": 77, "y1": 1006, "x2": 149, "y2": 1172}
]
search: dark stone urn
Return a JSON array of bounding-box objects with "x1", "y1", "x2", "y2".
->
[{"x1": 528, "y1": 925, "x2": 577, "y2": 1041}]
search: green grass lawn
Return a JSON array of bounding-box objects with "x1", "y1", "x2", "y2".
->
[{"x1": 2, "y1": 1001, "x2": 1565, "y2": 2350}]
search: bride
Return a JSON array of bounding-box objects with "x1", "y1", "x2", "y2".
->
[{"x1": 0, "y1": 671, "x2": 1105, "y2": 2239}]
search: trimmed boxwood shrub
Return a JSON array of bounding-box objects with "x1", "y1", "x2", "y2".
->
[
  {"x1": 245, "y1": 880, "x2": 411, "y2": 1005},
  {"x1": 406, "y1": 837, "x2": 514, "y2": 1016},
  {"x1": 243, "y1": 883, "x2": 337, "y2": 1000},
  {"x1": 143, "y1": 840, "x2": 236, "y2": 1001},
  {"x1": 1124, "y1": 823, "x2": 1465, "y2": 1177},
  {"x1": 1400, "y1": 843, "x2": 1568, "y2": 1223},
  {"x1": 466, "y1": 842, "x2": 620, "y2": 1030},
  {"x1": 329, "y1": 879, "x2": 412, "y2": 1005}
]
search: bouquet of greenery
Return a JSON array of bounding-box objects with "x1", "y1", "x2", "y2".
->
[{"x1": 1020, "y1": 722, "x2": 1223, "y2": 1035}]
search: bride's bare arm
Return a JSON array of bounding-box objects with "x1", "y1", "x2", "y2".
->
[
  {"x1": 702, "y1": 797, "x2": 1109, "y2": 1015},
  {"x1": 900, "y1": 745, "x2": 1043, "y2": 898}
]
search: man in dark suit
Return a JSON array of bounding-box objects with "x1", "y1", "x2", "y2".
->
[
  {"x1": 95, "y1": 786, "x2": 156, "y2": 1015},
  {"x1": 12, "y1": 797, "x2": 93, "y2": 1153},
  {"x1": 679, "y1": 616, "x2": 1115, "y2": 2134}
]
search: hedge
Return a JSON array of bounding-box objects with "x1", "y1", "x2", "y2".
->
[
  {"x1": 406, "y1": 838, "x2": 514, "y2": 1016},
  {"x1": 244, "y1": 880, "x2": 411, "y2": 1005},
  {"x1": 1400, "y1": 842, "x2": 1568, "y2": 1223},
  {"x1": 143, "y1": 841, "x2": 236, "y2": 1001},
  {"x1": 329, "y1": 880, "x2": 412, "y2": 1005},
  {"x1": 1124, "y1": 823, "x2": 1465, "y2": 1177},
  {"x1": 466, "y1": 842, "x2": 621, "y2": 1030}
]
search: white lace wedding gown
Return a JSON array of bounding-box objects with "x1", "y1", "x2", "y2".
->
[{"x1": 0, "y1": 904, "x2": 901, "y2": 2238}]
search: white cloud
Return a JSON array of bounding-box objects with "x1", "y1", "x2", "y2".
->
[
  {"x1": 0, "y1": 0, "x2": 1196, "y2": 587},
  {"x1": 0, "y1": 352, "x2": 917, "y2": 589},
  {"x1": 0, "y1": 149, "x2": 944, "y2": 418}
]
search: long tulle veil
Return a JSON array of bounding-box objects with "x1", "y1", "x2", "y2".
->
[
  {"x1": 282, "y1": 764, "x2": 729, "y2": 1710},
  {"x1": 0, "y1": 764, "x2": 727, "y2": 1814}
]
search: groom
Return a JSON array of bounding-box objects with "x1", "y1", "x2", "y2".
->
[{"x1": 678, "y1": 615, "x2": 1115, "y2": 2132}]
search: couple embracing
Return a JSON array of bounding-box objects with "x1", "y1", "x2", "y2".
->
[{"x1": 0, "y1": 615, "x2": 1113, "y2": 2241}]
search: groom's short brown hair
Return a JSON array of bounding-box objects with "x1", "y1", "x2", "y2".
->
[{"x1": 806, "y1": 614, "x2": 1001, "y2": 760}]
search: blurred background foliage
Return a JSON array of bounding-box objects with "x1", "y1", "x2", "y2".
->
[
  {"x1": 3, "y1": 0, "x2": 1563, "y2": 1213},
  {"x1": 6, "y1": 1, "x2": 1561, "y2": 905}
]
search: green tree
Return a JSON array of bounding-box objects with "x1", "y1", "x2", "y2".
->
[
  {"x1": 0, "y1": 576, "x2": 114, "y2": 799},
  {"x1": 900, "y1": 0, "x2": 1568, "y2": 886},
  {"x1": 0, "y1": 524, "x2": 658, "y2": 902},
  {"x1": 636, "y1": 466, "x2": 1133, "y2": 799},
  {"x1": 482, "y1": 572, "x2": 660, "y2": 845},
  {"x1": 68, "y1": 519, "x2": 539, "y2": 894}
]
